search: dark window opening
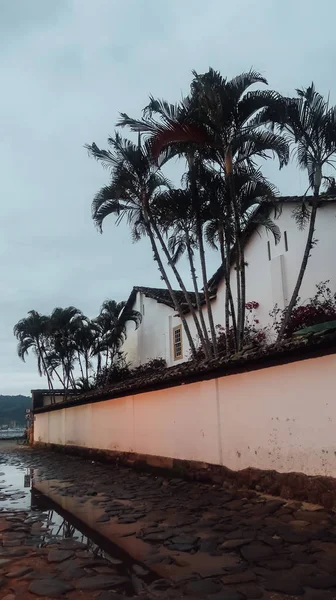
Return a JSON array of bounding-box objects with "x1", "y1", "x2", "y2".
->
[
  {"x1": 284, "y1": 230, "x2": 288, "y2": 252},
  {"x1": 267, "y1": 241, "x2": 271, "y2": 261}
]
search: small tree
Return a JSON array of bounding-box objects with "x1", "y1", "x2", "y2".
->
[{"x1": 13, "y1": 310, "x2": 53, "y2": 389}]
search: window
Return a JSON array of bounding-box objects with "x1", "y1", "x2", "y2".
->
[
  {"x1": 284, "y1": 230, "x2": 288, "y2": 252},
  {"x1": 173, "y1": 325, "x2": 183, "y2": 360},
  {"x1": 267, "y1": 240, "x2": 271, "y2": 261}
]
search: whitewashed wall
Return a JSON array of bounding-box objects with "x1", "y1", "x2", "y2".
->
[
  {"x1": 123, "y1": 292, "x2": 178, "y2": 367},
  {"x1": 35, "y1": 352, "x2": 336, "y2": 478},
  {"x1": 175, "y1": 202, "x2": 336, "y2": 358},
  {"x1": 123, "y1": 203, "x2": 336, "y2": 368}
]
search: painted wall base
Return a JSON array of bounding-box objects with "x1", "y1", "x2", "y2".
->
[{"x1": 34, "y1": 442, "x2": 336, "y2": 509}]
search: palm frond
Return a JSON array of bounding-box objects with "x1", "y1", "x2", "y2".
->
[
  {"x1": 85, "y1": 142, "x2": 118, "y2": 170},
  {"x1": 204, "y1": 219, "x2": 219, "y2": 249},
  {"x1": 92, "y1": 194, "x2": 126, "y2": 232},
  {"x1": 238, "y1": 90, "x2": 285, "y2": 126},
  {"x1": 168, "y1": 233, "x2": 187, "y2": 264},
  {"x1": 235, "y1": 129, "x2": 290, "y2": 168},
  {"x1": 226, "y1": 70, "x2": 268, "y2": 100},
  {"x1": 250, "y1": 211, "x2": 281, "y2": 244},
  {"x1": 292, "y1": 201, "x2": 311, "y2": 230}
]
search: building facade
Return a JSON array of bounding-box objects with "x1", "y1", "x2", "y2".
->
[{"x1": 123, "y1": 198, "x2": 336, "y2": 367}]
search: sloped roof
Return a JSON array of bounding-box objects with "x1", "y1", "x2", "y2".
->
[
  {"x1": 124, "y1": 285, "x2": 204, "y2": 313},
  {"x1": 208, "y1": 194, "x2": 336, "y2": 293},
  {"x1": 126, "y1": 196, "x2": 336, "y2": 310},
  {"x1": 276, "y1": 194, "x2": 336, "y2": 204}
]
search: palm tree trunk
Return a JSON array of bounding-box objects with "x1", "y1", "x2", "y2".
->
[
  {"x1": 219, "y1": 226, "x2": 237, "y2": 353},
  {"x1": 77, "y1": 351, "x2": 85, "y2": 381},
  {"x1": 96, "y1": 352, "x2": 102, "y2": 379},
  {"x1": 227, "y1": 171, "x2": 244, "y2": 350},
  {"x1": 37, "y1": 341, "x2": 53, "y2": 390},
  {"x1": 277, "y1": 199, "x2": 318, "y2": 341},
  {"x1": 106, "y1": 346, "x2": 118, "y2": 383},
  {"x1": 145, "y1": 220, "x2": 197, "y2": 358},
  {"x1": 195, "y1": 217, "x2": 218, "y2": 356},
  {"x1": 239, "y1": 248, "x2": 246, "y2": 349},
  {"x1": 150, "y1": 218, "x2": 209, "y2": 356},
  {"x1": 49, "y1": 365, "x2": 65, "y2": 388},
  {"x1": 69, "y1": 369, "x2": 76, "y2": 389},
  {"x1": 185, "y1": 229, "x2": 212, "y2": 359},
  {"x1": 85, "y1": 352, "x2": 89, "y2": 381}
]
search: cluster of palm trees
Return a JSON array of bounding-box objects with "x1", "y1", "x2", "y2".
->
[
  {"x1": 13, "y1": 301, "x2": 141, "y2": 391},
  {"x1": 87, "y1": 68, "x2": 336, "y2": 359}
]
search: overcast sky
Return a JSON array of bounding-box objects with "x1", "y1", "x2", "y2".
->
[{"x1": 1, "y1": 0, "x2": 336, "y2": 395}]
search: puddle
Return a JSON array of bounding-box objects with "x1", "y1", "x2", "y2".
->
[
  {"x1": 32, "y1": 475, "x2": 226, "y2": 582},
  {"x1": 0, "y1": 462, "x2": 158, "y2": 590},
  {"x1": 0, "y1": 463, "x2": 33, "y2": 509},
  {"x1": 31, "y1": 487, "x2": 157, "y2": 587},
  {"x1": 32, "y1": 476, "x2": 167, "y2": 573},
  {"x1": 0, "y1": 454, "x2": 243, "y2": 584}
]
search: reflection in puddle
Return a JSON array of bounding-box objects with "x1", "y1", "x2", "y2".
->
[
  {"x1": 31, "y1": 487, "x2": 157, "y2": 588},
  {"x1": 0, "y1": 464, "x2": 33, "y2": 509},
  {"x1": 0, "y1": 458, "x2": 226, "y2": 585},
  {"x1": 0, "y1": 462, "x2": 155, "y2": 584}
]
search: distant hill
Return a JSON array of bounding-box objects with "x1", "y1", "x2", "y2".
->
[{"x1": 0, "y1": 395, "x2": 32, "y2": 426}]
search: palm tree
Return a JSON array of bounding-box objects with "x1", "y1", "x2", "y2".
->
[
  {"x1": 72, "y1": 318, "x2": 96, "y2": 385},
  {"x1": 205, "y1": 166, "x2": 280, "y2": 350},
  {"x1": 47, "y1": 306, "x2": 85, "y2": 390},
  {"x1": 86, "y1": 133, "x2": 204, "y2": 358},
  {"x1": 118, "y1": 68, "x2": 289, "y2": 349},
  {"x1": 259, "y1": 83, "x2": 336, "y2": 339},
  {"x1": 152, "y1": 186, "x2": 212, "y2": 358},
  {"x1": 13, "y1": 310, "x2": 53, "y2": 389},
  {"x1": 93, "y1": 299, "x2": 142, "y2": 382}
]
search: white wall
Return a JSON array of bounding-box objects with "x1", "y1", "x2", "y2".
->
[
  {"x1": 122, "y1": 203, "x2": 336, "y2": 367},
  {"x1": 35, "y1": 352, "x2": 336, "y2": 478},
  {"x1": 174, "y1": 202, "x2": 336, "y2": 357},
  {"x1": 123, "y1": 292, "x2": 178, "y2": 368}
]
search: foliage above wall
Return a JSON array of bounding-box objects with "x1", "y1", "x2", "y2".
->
[
  {"x1": 13, "y1": 301, "x2": 141, "y2": 393},
  {"x1": 271, "y1": 281, "x2": 336, "y2": 338},
  {"x1": 35, "y1": 326, "x2": 336, "y2": 411}
]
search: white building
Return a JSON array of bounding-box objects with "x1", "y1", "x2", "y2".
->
[{"x1": 123, "y1": 197, "x2": 336, "y2": 367}]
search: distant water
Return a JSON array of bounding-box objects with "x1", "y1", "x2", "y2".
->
[{"x1": 0, "y1": 428, "x2": 25, "y2": 439}]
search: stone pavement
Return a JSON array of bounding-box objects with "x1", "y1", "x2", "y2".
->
[{"x1": 2, "y1": 444, "x2": 336, "y2": 599}]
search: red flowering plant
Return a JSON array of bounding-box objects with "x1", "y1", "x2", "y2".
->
[
  {"x1": 243, "y1": 301, "x2": 267, "y2": 348},
  {"x1": 270, "y1": 281, "x2": 336, "y2": 338}
]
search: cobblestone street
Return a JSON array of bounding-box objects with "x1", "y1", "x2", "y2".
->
[{"x1": 1, "y1": 443, "x2": 336, "y2": 599}]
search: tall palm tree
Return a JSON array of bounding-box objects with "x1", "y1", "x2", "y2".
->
[
  {"x1": 259, "y1": 83, "x2": 336, "y2": 339},
  {"x1": 152, "y1": 187, "x2": 212, "y2": 358},
  {"x1": 13, "y1": 310, "x2": 53, "y2": 389},
  {"x1": 205, "y1": 166, "x2": 280, "y2": 350},
  {"x1": 118, "y1": 69, "x2": 289, "y2": 349},
  {"x1": 86, "y1": 133, "x2": 204, "y2": 358}
]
